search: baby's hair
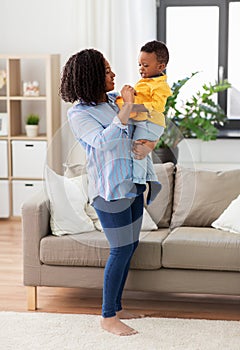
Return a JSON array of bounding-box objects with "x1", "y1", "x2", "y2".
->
[
  {"x1": 60, "y1": 49, "x2": 106, "y2": 105},
  {"x1": 141, "y1": 40, "x2": 169, "y2": 65}
]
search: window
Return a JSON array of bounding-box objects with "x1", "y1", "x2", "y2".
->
[
  {"x1": 157, "y1": 0, "x2": 240, "y2": 133},
  {"x1": 228, "y1": 1, "x2": 240, "y2": 119}
]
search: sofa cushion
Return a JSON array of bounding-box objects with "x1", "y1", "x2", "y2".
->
[
  {"x1": 146, "y1": 162, "x2": 175, "y2": 228},
  {"x1": 40, "y1": 229, "x2": 170, "y2": 270},
  {"x1": 162, "y1": 227, "x2": 240, "y2": 272},
  {"x1": 170, "y1": 166, "x2": 240, "y2": 228}
]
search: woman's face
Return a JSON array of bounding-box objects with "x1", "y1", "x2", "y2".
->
[{"x1": 105, "y1": 60, "x2": 115, "y2": 92}]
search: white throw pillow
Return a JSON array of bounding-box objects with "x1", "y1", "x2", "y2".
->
[
  {"x1": 85, "y1": 203, "x2": 103, "y2": 231},
  {"x1": 211, "y1": 194, "x2": 240, "y2": 234},
  {"x1": 45, "y1": 166, "x2": 95, "y2": 236},
  {"x1": 142, "y1": 208, "x2": 158, "y2": 231}
]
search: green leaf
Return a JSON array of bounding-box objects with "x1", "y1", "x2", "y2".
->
[{"x1": 155, "y1": 72, "x2": 231, "y2": 149}]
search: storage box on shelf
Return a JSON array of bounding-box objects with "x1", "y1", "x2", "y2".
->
[
  {"x1": 0, "y1": 54, "x2": 61, "y2": 218},
  {"x1": 12, "y1": 180, "x2": 44, "y2": 217},
  {"x1": 0, "y1": 181, "x2": 10, "y2": 218},
  {"x1": 11, "y1": 140, "x2": 47, "y2": 178},
  {"x1": 0, "y1": 140, "x2": 8, "y2": 178},
  {"x1": 0, "y1": 140, "x2": 9, "y2": 218}
]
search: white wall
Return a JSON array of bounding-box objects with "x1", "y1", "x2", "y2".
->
[{"x1": 1, "y1": 1, "x2": 78, "y2": 55}]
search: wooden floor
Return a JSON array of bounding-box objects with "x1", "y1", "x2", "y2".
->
[{"x1": 1, "y1": 219, "x2": 240, "y2": 320}]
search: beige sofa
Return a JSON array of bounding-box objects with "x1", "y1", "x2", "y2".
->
[{"x1": 22, "y1": 163, "x2": 240, "y2": 310}]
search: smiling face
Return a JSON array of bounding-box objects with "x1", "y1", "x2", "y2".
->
[
  {"x1": 138, "y1": 51, "x2": 166, "y2": 79},
  {"x1": 105, "y1": 60, "x2": 115, "y2": 92}
]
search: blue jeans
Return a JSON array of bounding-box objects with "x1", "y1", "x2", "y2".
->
[{"x1": 93, "y1": 194, "x2": 144, "y2": 318}]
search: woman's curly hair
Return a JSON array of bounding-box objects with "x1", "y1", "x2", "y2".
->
[
  {"x1": 141, "y1": 40, "x2": 169, "y2": 65},
  {"x1": 60, "y1": 49, "x2": 106, "y2": 105}
]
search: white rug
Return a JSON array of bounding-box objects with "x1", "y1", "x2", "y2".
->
[{"x1": 1, "y1": 312, "x2": 240, "y2": 350}]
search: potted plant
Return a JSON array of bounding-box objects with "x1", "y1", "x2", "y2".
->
[
  {"x1": 25, "y1": 113, "x2": 40, "y2": 137},
  {"x1": 152, "y1": 72, "x2": 231, "y2": 164}
]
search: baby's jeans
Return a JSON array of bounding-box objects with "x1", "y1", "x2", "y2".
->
[{"x1": 133, "y1": 121, "x2": 164, "y2": 184}]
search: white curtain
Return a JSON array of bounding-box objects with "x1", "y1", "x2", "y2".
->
[
  {"x1": 76, "y1": 0, "x2": 157, "y2": 91},
  {"x1": 66, "y1": 0, "x2": 156, "y2": 165}
]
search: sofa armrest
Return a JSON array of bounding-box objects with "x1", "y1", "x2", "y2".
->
[{"x1": 22, "y1": 190, "x2": 50, "y2": 285}]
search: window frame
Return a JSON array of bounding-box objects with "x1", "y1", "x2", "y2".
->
[{"x1": 157, "y1": 0, "x2": 240, "y2": 135}]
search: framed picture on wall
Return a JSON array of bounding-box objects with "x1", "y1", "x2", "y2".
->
[{"x1": 0, "y1": 113, "x2": 8, "y2": 136}]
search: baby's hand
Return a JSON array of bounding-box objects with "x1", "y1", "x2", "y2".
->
[{"x1": 121, "y1": 85, "x2": 135, "y2": 103}]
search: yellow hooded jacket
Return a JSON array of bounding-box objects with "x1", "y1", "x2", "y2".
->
[{"x1": 116, "y1": 75, "x2": 172, "y2": 128}]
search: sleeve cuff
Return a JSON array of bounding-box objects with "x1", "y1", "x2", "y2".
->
[{"x1": 112, "y1": 116, "x2": 129, "y2": 130}]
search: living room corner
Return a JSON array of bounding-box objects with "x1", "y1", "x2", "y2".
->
[{"x1": 1, "y1": 0, "x2": 240, "y2": 349}]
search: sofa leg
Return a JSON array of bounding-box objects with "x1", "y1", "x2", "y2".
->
[{"x1": 27, "y1": 286, "x2": 37, "y2": 311}]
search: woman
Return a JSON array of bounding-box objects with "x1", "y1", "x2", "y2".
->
[{"x1": 60, "y1": 49, "x2": 160, "y2": 336}]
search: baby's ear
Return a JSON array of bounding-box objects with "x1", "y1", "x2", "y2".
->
[{"x1": 159, "y1": 62, "x2": 166, "y2": 71}]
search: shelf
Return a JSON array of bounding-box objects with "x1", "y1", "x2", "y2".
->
[
  {"x1": 217, "y1": 129, "x2": 240, "y2": 139},
  {"x1": 10, "y1": 134, "x2": 47, "y2": 140},
  {"x1": 0, "y1": 54, "x2": 61, "y2": 218},
  {"x1": 9, "y1": 96, "x2": 47, "y2": 101},
  {"x1": 0, "y1": 136, "x2": 9, "y2": 141},
  {"x1": 10, "y1": 177, "x2": 45, "y2": 181}
]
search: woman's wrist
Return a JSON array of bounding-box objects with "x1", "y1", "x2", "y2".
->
[{"x1": 118, "y1": 103, "x2": 133, "y2": 125}]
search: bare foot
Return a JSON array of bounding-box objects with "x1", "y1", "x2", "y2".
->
[
  {"x1": 100, "y1": 316, "x2": 138, "y2": 336},
  {"x1": 116, "y1": 310, "x2": 145, "y2": 319}
]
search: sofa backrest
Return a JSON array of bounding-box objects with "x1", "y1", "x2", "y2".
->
[
  {"x1": 170, "y1": 165, "x2": 240, "y2": 228},
  {"x1": 147, "y1": 162, "x2": 175, "y2": 228}
]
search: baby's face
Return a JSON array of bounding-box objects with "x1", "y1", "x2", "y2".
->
[{"x1": 138, "y1": 51, "x2": 165, "y2": 79}]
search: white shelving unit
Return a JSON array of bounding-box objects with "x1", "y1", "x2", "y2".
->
[{"x1": 0, "y1": 54, "x2": 61, "y2": 218}]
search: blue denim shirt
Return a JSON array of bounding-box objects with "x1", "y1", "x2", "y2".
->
[{"x1": 68, "y1": 93, "x2": 159, "y2": 203}]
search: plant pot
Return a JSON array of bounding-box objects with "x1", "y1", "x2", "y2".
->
[
  {"x1": 152, "y1": 146, "x2": 179, "y2": 164},
  {"x1": 25, "y1": 125, "x2": 39, "y2": 137}
]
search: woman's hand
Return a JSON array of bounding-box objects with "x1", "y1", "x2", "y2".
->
[
  {"x1": 118, "y1": 85, "x2": 136, "y2": 125},
  {"x1": 120, "y1": 85, "x2": 136, "y2": 103},
  {"x1": 132, "y1": 140, "x2": 157, "y2": 160}
]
